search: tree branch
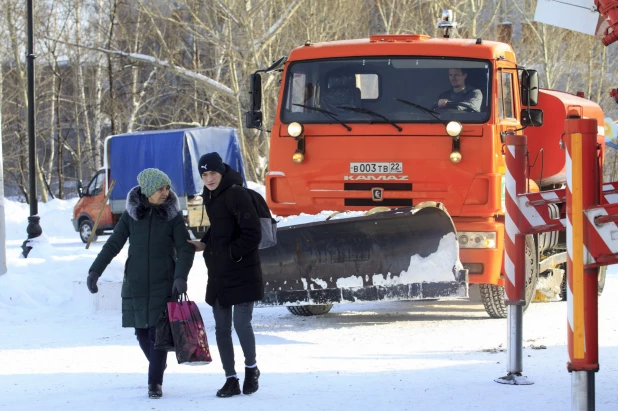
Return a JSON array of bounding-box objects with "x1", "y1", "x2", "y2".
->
[
  {"x1": 254, "y1": 0, "x2": 306, "y2": 56},
  {"x1": 47, "y1": 37, "x2": 237, "y2": 97}
]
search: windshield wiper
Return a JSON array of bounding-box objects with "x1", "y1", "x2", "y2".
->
[
  {"x1": 394, "y1": 97, "x2": 441, "y2": 122},
  {"x1": 292, "y1": 103, "x2": 351, "y2": 131},
  {"x1": 337, "y1": 106, "x2": 402, "y2": 132}
]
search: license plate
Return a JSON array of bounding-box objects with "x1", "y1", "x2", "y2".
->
[{"x1": 350, "y1": 162, "x2": 403, "y2": 174}]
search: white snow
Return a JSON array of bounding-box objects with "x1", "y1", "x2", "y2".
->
[
  {"x1": 335, "y1": 274, "x2": 364, "y2": 288},
  {"x1": 311, "y1": 278, "x2": 328, "y2": 289},
  {"x1": 372, "y1": 232, "x2": 460, "y2": 285},
  {"x1": 275, "y1": 210, "x2": 366, "y2": 228},
  {"x1": 1, "y1": 195, "x2": 618, "y2": 410}
]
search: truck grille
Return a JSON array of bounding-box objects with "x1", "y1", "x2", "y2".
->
[
  {"x1": 343, "y1": 183, "x2": 413, "y2": 206},
  {"x1": 343, "y1": 183, "x2": 412, "y2": 191},
  {"x1": 344, "y1": 199, "x2": 413, "y2": 206}
]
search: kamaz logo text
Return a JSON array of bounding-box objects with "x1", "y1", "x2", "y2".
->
[{"x1": 344, "y1": 175, "x2": 409, "y2": 181}]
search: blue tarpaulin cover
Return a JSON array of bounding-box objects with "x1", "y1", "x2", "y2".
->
[{"x1": 108, "y1": 127, "x2": 245, "y2": 201}]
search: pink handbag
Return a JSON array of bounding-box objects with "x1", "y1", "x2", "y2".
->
[{"x1": 168, "y1": 295, "x2": 212, "y2": 365}]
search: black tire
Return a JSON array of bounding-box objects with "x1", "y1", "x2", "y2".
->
[
  {"x1": 79, "y1": 220, "x2": 96, "y2": 243},
  {"x1": 481, "y1": 235, "x2": 539, "y2": 318},
  {"x1": 286, "y1": 304, "x2": 333, "y2": 316},
  {"x1": 479, "y1": 283, "x2": 506, "y2": 318},
  {"x1": 560, "y1": 265, "x2": 606, "y2": 300}
]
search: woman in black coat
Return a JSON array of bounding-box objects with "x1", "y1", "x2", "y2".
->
[
  {"x1": 188, "y1": 152, "x2": 263, "y2": 398},
  {"x1": 87, "y1": 168, "x2": 194, "y2": 399}
]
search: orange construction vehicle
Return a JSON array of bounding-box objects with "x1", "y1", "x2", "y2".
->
[{"x1": 247, "y1": 11, "x2": 607, "y2": 317}]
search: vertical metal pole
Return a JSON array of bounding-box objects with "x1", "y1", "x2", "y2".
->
[
  {"x1": 27, "y1": 0, "x2": 36, "y2": 218},
  {"x1": 572, "y1": 372, "x2": 595, "y2": 410},
  {"x1": 506, "y1": 303, "x2": 523, "y2": 373},
  {"x1": 21, "y1": 0, "x2": 42, "y2": 258},
  {"x1": 565, "y1": 113, "x2": 599, "y2": 410},
  {"x1": 496, "y1": 132, "x2": 533, "y2": 385}
]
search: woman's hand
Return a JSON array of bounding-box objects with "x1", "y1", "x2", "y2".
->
[{"x1": 187, "y1": 239, "x2": 206, "y2": 252}]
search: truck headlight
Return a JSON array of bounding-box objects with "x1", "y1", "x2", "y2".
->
[
  {"x1": 457, "y1": 231, "x2": 496, "y2": 249},
  {"x1": 446, "y1": 121, "x2": 462, "y2": 137},
  {"x1": 288, "y1": 122, "x2": 304, "y2": 137}
]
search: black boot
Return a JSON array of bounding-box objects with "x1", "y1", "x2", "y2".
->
[
  {"x1": 243, "y1": 367, "x2": 260, "y2": 395},
  {"x1": 216, "y1": 377, "x2": 241, "y2": 398},
  {"x1": 148, "y1": 383, "x2": 162, "y2": 399}
]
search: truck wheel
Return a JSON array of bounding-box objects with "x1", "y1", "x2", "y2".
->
[
  {"x1": 560, "y1": 265, "x2": 607, "y2": 300},
  {"x1": 79, "y1": 220, "x2": 96, "y2": 243},
  {"x1": 481, "y1": 235, "x2": 539, "y2": 318},
  {"x1": 479, "y1": 284, "x2": 506, "y2": 318},
  {"x1": 286, "y1": 304, "x2": 333, "y2": 316}
]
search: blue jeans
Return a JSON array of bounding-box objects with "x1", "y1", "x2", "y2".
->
[
  {"x1": 135, "y1": 326, "x2": 168, "y2": 385},
  {"x1": 212, "y1": 300, "x2": 256, "y2": 377}
]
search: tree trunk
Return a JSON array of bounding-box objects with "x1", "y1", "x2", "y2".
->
[
  {"x1": 106, "y1": 0, "x2": 118, "y2": 136},
  {"x1": 74, "y1": 0, "x2": 95, "y2": 173}
]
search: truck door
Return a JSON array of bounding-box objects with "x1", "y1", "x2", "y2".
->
[
  {"x1": 497, "y1": 67, "x2": 518, "y2": 209},
  {"x1": 83, "y1": 171, "x2": 112, "y2": 228},
  {"x1": 497, "y1": 69, "x2": 518, "y2": 132}
]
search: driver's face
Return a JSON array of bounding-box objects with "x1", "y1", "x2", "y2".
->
[{"x1": 448, "y1": 69, "x2": 467, "y2": 90}]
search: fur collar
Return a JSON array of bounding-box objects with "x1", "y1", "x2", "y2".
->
[{"x1": 126, "y1": 186, "x2": 181, "y2": 221}]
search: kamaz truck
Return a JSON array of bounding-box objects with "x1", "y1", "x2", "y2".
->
[{"x1": 246, "y1": 14, "x2": 606, "y2": 317}]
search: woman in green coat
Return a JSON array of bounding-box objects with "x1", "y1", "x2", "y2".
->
[{"x1": 86, "y1": 168, "x2": 194, "y2": 399}]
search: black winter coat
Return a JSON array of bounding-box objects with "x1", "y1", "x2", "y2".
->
[
  {"x1": 201, "y1": 166, "x2": 263, "y2": 307},
  {"x1": 90, "y1": 187, "x2": 194, "y2": 328}
]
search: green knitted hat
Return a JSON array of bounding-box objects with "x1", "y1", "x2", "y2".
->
[{"x1": 137, "y1": 168, "x2": 171, "y2": 197}]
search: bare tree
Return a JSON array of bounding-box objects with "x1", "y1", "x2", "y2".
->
[
  {"x1": 2, "y1": 0, "x2": 617, "y2": 197},
  {"x1": 73, "y1": 0, "x2": 97, "y2": 173},
  {"x1": 2, "y1": 0, "x2": 50, "y2": 202}
]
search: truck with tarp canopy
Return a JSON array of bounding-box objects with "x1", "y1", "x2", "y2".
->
[{"x1": 71, "y1": 127, "x2": 245, "y2": 243}]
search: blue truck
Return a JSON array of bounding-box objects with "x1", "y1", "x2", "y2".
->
[{"x1": 72, "y1": 127, "x2": 246, "y2": 242}]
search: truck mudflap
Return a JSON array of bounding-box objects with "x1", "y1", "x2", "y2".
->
[{"x1": 258, "y1": 202, "x2": 468, "y2": 307}]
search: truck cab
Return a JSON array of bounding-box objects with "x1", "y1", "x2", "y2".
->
[
  {"x1": 247, "y1": 26, "x2": 605, "y2": 317},
  {"x1": 255, "y1": 35, "x2": 532, "y2": 292}
]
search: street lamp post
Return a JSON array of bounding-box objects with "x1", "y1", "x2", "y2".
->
[{"x1": 21, "y1": 0, "x2": 42, "y2": 257}]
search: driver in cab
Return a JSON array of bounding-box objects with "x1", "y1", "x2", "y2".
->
[{"x1": 435, "y1": 68, "x2": 482, "y2": 112}]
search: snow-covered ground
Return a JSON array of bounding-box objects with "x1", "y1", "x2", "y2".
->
[{"x1": 1, "y1": 197, "x2": 618, "y2": 410}]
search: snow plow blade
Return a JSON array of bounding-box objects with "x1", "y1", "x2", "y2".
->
[{"x1": 259, "y1": 202, "x2": 468, "y2": 307}]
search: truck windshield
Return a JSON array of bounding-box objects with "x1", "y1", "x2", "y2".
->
[{"x1": 281, "y1": 58, "x2": 491, "y2": 125}]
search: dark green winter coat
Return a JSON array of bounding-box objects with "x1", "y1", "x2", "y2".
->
[{"x1": 90, "y1": 187, "x2": 194, "y2": 328}]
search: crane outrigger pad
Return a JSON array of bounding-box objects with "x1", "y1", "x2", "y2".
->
[{"x1": 258, "y1": 203, "x2": 467, "y2": 307}]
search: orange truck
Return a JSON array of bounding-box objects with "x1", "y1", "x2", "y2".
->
[{"x1": 246, "y1": 15, "x2": 606, "y2": 317}]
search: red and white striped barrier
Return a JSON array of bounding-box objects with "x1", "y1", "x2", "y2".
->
[
  {"x1": 516, "y1": 190, "x2": 566, "y2": 234},
  {"x1": 503, "y1": 133, "x2": 527, "y2": 305},
  {"x1": 564, "y1": 116, "x2": 599, "y2": 371},
  {"x1": 501, "y1": 111, "x2": 618, "y2": 407},
  {"x1": 564, "y1": 114, "x2": 601, "y2": 410}
]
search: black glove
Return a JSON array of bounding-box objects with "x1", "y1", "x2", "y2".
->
[
  {"x1": 87, "y1": 271, "x2": 100, "y2": 294},
  {"x1": 172, "y1": 277, "x2": 187, "y2": 295}
]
